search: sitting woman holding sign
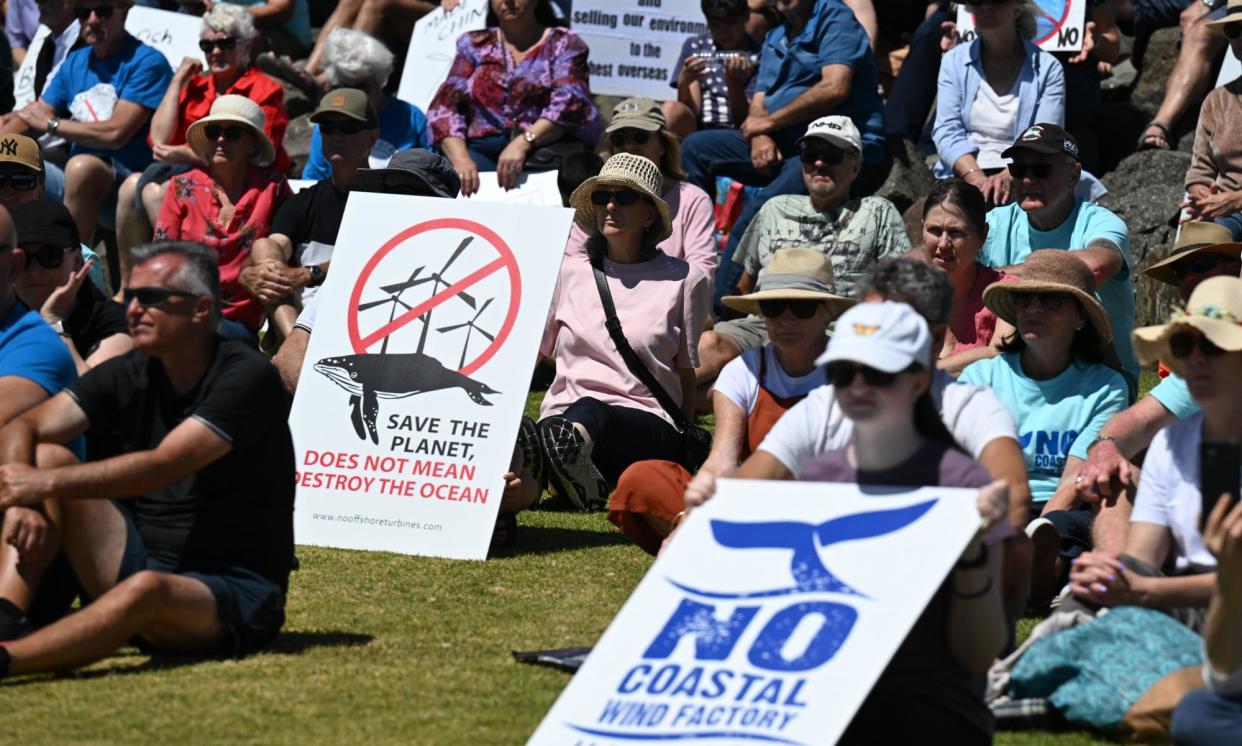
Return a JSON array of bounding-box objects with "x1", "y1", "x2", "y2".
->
[
  {"x1": 427, "y1": 0, "x2": 599, "y2": 197},
  {"x1": 800, "y1": 300, "x2": 1009, "y2": 744},
  {"x1": 608, "y1": 249, "x2": 853, "y2": 554},
  {"x1": 536, "y1": 153, "x2": 710, "y2": 512}
]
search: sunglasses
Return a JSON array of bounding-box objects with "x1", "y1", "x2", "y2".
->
[
  {"x1": 758, "y1": 299, "x2": 822, "y2": 319},
  {"x1": 319, "y1": 119, "x2": 369, "y2": 135},
  {"x1": 74, "y1": 4, "x2": 114, "y2": 19},
  {"x1": 1225, "y1": 22, "x2": 1242, "y2": 40},
  {"x1": 123, "y1": 286, "x2": 201, "y2": 309},
  {"x1": 1173, "y1": 253, "x2": 1236, "y2": 280},
  {"x1": 203, "y1": 125, "x2": 247, "y2": 141},
  {"x1": 0, "y1": 172, "x2": 39, "y2": 191},
  {"x1": 24, "y1": 247, "x2": 71, "y2": 270},
  {"x1": 198, "y1": 37, "x2": 238, "y2": 53},
  {"x1": 1013, "y1": 291, "x2": 1072, "y2": 310},
  {"x1": 1008, "y1": 162, "x2": 1062, "y2": 180},
  {"x1": 1169, "y1": 331, "x2": 1225, "y2": 359},
  {"x1": 825, "y1": 362, "x2": 900, "y2": 388},
  {"x1": 590, "y1": 189, "x2": 641, "y2": 206},
  {"x1": 608, "y1": 130, "x2": 652, "y2": 148},
  {"x1": 799, "y1": 147, "x2": 846, "y2": 166}
]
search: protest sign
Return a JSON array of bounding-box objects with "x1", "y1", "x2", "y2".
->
[
  {"x1": 528, "y1": 479, "x2": 982, "y2": 745},
  {"x1": 956, "y1": 0, "x2": 1087, "y2": 53},
  {"x1": 290, "y1": 194, "x2": 571, "y2": 560},
  {"x1": 466, "y1": 171, "x2": 563, "y2": 207},
  {"x1": 125, "y1": 7, "x2": 205, "y2": 69},
  {"x1": 396, "y1": 0, "x2": 489, "y2": 112},
  {"x1": 13, "y1": 25, "x2": 55, "y2": 109},
  {"x1": 571, "y1": 0, "x2": 705, "y2": 100}
]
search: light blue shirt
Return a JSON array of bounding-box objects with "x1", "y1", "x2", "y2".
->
[
  {"x1": 979, "y1": 199, "x2": 1138, "y2": 383},
  {"x1": 1149, "y1": 373, "x2": 1201, "y2": 420},
  {"x1": 302, "y1": 95, "x2": 430, "y2": 181},
  {"x1": 933, "y1": 38, "x2": 1065, "y2": 178},
  {"x1": 961, "y1": 353, "x2": 1129, "y2": 503}
]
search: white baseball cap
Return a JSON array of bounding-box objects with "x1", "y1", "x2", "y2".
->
[
  {"x1": 816, "y1": 301, "x2": 932, "y2": 372},
  {"x1": 797, "y1": 115, "x2": 862, "y2": 154}
]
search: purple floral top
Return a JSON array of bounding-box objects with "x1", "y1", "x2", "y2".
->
[{"x1": 428, "y1": 27, "x2": 600, "y2": 146}]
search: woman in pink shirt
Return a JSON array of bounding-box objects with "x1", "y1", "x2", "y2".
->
[
  {"x1": 564, "y1": 98, "x2": 718, "y2": 292},
  {"x1": 922, "y1": 178, "x2": 1016, "y2": 376},
  {"x1": 538, "y1": 153, "x2": 710, "y2": 511}
]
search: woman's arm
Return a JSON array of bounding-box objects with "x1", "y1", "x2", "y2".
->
[
  {"x1": 537, "y1": 32, "x2": 597, "y2": 142},
  {"x1": 947, "y1": 538, "x2": 1008, "y2": 672},
  {"x1": 1032, "y1": 50, "x2": 1066, "y2": 128},
  {"x1": 150, "y1": 57, "x2": 199, "y2": 145},
  {"x1": 701, "y1": 390, "x2": 746, "y2": 477},
  {"x1": 932, "y1": 47, "x2": 980, "y2": 176}
]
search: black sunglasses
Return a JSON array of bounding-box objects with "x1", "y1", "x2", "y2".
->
[
  {"x1": 123, "y1": 286, "x2": 201, "y2": 309},
  {"x1": 1009, "y1": 162, "x2": 1060, "y2": 180},
  {"x1": 0, "y1": 173, "x2": 39, "y2": 191},
  {"x1": 198, "y1": 37, "x2": 238, "y2": 53},
  {"x1": 590, "y1": 189, "x2": 641, "y2": 206},
  {"x1": 758, "y1": 299, "x2": 821, "y2": 319},
  {"x1": 799, "y1": 147, "x2": 846, "y2": 166},
  {"x1": 319, "y1": 119, "x2": 368, "y2": 135},
  {"x1": 74, "y1": 4, "x2": 114, "y2": 19},
  {"x1": 24, "y1": 247, "x2": 71, "y2": 270},
  {"x1": 1169, "y1": 331, "x2": 1225, "y2": 359},
  {"x1": 825, "y1": 362, "x2": 900, "y2": 388},
  {"x1": 608, "y1": 130, "x2": 652, "y2": 148},
  {"x1": 1173, "y1": 253, "x2": 1236, "y2": 280},
  {"x1": 203, "y1": 125, "x2": 247, "y2": 141},
  {"x1": 1225, "y1": 22, "x2": 1242, "y2": 40},
  {"x1": 1013, "y1": 291, "x2": 1072, "y2": 310}
]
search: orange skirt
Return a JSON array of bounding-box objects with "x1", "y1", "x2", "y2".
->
[{"x1": 607, "y1": 459, "x2": 692, "y2": 556}]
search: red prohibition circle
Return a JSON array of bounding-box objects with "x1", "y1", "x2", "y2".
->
[
  {"x1": 1033, "y1": 0, "x2": 1073, "y2": 46},
  {"x1": 346, "y1": 218, "x2": 522, "y2": 377}
]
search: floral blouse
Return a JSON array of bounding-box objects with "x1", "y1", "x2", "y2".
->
[
  {"x1": 427, "y1": 26, "x2": 599, "y2": 146},
  {"x1": 154, "y1": 167, "x2": 291, "y2": 331}
]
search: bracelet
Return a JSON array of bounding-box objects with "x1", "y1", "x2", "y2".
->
[
  {"x1": 670, "y1": 510, "x2": 688, "y2": 529},
  {"x1": 952, "y1": 576, "x2": 993, "y2": 600},
  {"x1": 1086, "y1": 435, "x2": 1119, "y2": 453},
  {"x1": 956, "y1": 542, "x2": 988, "y2": 569},
  {"x1": 960, "y1": 167, "x2": 981, "y2": 179}
]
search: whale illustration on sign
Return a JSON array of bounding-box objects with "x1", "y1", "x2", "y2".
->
[{"x1": 314, "y1": 353, "x2": 499, "y2": 444}]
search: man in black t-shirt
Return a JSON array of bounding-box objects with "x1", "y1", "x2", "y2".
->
[
  {"x1": 13, "y1": 200, "x2": 131, "y2": 374},
  {"x1": 0, "y1": 241, "x2": 295, "y2": 678}
]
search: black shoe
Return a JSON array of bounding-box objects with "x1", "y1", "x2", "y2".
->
[
  {"x1": 517, "y1": 416, "x2": 545, "y2": 487},
  {"x1": 0, "y1": 598, "x2": 32, "y2": 641},
  {"x1": 538, "y1": 417, "x2": 608, "y2": 511}
]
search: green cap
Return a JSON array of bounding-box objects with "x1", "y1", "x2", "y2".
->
[{"x1": 310, "y1": 88, "x2": 375, "y2": 125}]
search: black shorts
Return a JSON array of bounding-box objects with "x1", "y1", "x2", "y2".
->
[{"x1": 117, "y1": 507, "x2": 286, "y2": 657}]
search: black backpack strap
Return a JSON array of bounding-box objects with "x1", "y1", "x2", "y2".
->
[{"x1": 590, "y1": 259, "x2": 692, "y2": 431}]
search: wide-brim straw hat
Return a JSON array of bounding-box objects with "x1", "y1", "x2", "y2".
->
[
  {"x1": 982, "y1": 248, "x2": 1113, "y2": 347},
  {"x1": 185, "y1": 94, "x2": 276, "y2": 168},
  {"x1": 1207, "y1": 0, "x2": 1242, "y2": 28},
  {"x1": 722, "y1": 248, "x2": 854, "y2": 317},
  {"x1": 1144, "y1": 221, "x2": 1242, "y2": 285},
  {"x1": 568, "y1": 153, "x2": 672, "y2": 244},
  {"x1": 1133, "y1": 275, "x2": 1242, "y2": 378}
]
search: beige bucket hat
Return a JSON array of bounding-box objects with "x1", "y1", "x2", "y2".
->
[
  {"x1": 982, "y1": 249, "x2": 1113, "y2": 346},
  {"x1": 568, "y1": 153, "x2": 672, "y2": 243},
  {"x1": 1133, "y1": 275, "x2": 1242, "y2": 377},
  {"x1": 185, "y1": 94, "x2": 275, "y2": 167},
  {"x1": 722, "y1": 248, "x2": 855, "y2": 317},
  {"x1": 1207, "y1": 0, "x2": 1242, "y2": 29},
  {"x1": 1144, "y1": 221, "x2": 1242, "y2": 286}
]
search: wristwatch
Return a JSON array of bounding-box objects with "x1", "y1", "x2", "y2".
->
[
  {"x1": 522, "y1": 130, "x2": 536, "y2": 147},
  {"x1": 306, "y1": 265, "x2": 325, "y2": 288},
  {"x1": 46, "y1": 116, "x2": 60, "y2": 135},
  {"x1": 1085, "y1": 435, "x2": 1120, "y2": 453}
]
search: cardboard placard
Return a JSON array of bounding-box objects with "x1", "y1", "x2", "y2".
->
[
  {"x1": 956, "y1": 0, "x2": 1087, "y2": 53},
  {"x1": 528, "y1": 479, "x2": 982, "y2": 745},
  {"x1": 396, "y1": 0, "x2": 489, "y2": 112},
  {"x1": 571, "y1": 0, "x2": 705, "y2": 100},
  {"x1": 290, "y1": 194, "x2": 571, "y2": 560},
  {"x1": 125, "y1": 6, "x2": 205, "y2": 69}
]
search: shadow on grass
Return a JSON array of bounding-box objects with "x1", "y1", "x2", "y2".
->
[{"x1": 494, "y1": 524, "x2": 633, "y2": 557}]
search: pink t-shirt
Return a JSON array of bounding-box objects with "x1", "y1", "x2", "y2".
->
[
  {"x1": 948, "y1": 264, "x2": 1016, "y2": 355},
  {"x1": 540, "y1": 252, "x2": 711, "y2": 425},
  {"x1": 564, "y1": 180, "x2": 718, "y2": 293}
]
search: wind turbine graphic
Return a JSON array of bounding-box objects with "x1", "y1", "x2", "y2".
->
[
  {"x1": 437, "y1": 297, "x2": 494, "y2": 369},
  {"x1": 378, "y1": 237, "x2": 478, "y2": 354},
  {"x1": 356, "y1": 264, "x2": 425, "y2": 353}
]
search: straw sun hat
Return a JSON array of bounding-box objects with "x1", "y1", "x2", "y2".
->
[
  {"x1": 982, "y1": 249, "x2": 1113, "y2": 346},
  {"x1": 185, "y1": 94, "x2": 276, "y2": 168},
  {"x1": 1144, "y1": 221, "x2": 1242, "y2": 286},
  {"x1": 1133, "y1": 275, "x2": 1242, "y2": 378},
  {"x1": 568, "y1": 153, "x2": 672, "y2": 244},
  {"x1": 722, "y1": 248, "x2": 854, "y2": 317}
]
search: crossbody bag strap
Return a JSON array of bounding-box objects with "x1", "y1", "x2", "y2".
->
[{"x1": 590, "y1": 260, "x2": 691, "y2": 430}]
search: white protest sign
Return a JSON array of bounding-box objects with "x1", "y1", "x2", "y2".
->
[
  {"x1": 125, "y1": 6, "x2": 205, "y2": 68},
  {"x1": 290, "y1": 194, "x2": 571, "y2": 560},
  {"x1": 465, "y1": 171, "x2": 563, "y2": 206},
  {"x1": 396, "y1": 0, "x2": 489, "y2": 112},
  {"x1": 956, "y1": 0, "x2": 1087, "y2": 53},
  {"x1": 13, "y1": 25, "x2": 54, "y2": 109},
  {"x1": 571, "y1": 0, "x2": 704, "y2": 100},
  {"x1": 528, "y1": 479, "x2": 981, "y2": 745}
]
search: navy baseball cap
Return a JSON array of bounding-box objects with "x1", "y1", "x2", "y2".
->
[{"x1": 1001, "y1": 123, "x2": 1081, "y2": 162}]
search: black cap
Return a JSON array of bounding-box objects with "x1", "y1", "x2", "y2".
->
[
  {"x1": 356, "y1": 149, "x2": 461, "y2": 198},
  {"x1": 11, "y1": 199, "x2": 79, "y2": 249},
  {"x1": 1001, "y1": 123, "x2": 1080, "y2": 162}
]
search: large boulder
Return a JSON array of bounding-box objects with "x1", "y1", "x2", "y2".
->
[
  {"x1": 1098, "y1": 148, "x2": 1191, "y2": 327},
  {"x1": 284, "y1": 113, "x2": 312, "y2": 180},
  {"x1": 1130, "y1": 27, "x2": 1179, "y2": 116},
  {"x1": 875, "y1": 138, "x2": 935, "y2": 216}
]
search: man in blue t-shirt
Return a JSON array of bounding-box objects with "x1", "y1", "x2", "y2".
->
[
  {"x1": 978, "y1": 123, "x2": 1138, "y2": 387},
  {"x1": 0, "y1": 0, "x2": 171, "y2": 246},
  {"x1": 680, "y1": 0, "x2": 888, "y2": 311}
]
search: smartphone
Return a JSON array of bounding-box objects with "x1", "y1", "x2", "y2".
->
[{"x1": 1200, "y1": 438, "x2": 1241, "y2": 531}]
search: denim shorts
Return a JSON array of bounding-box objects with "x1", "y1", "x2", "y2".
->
[{"x1": 116, "y1": 506, "x2": 286, "y2": 657}]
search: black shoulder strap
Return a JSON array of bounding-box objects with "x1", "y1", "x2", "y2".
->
[{"x1": 590, "y1": 259, "x2": 691, "y2": 430}]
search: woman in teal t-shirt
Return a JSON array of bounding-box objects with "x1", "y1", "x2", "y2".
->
[{"x1": 960, "y1": 249, "x2": 1128, "y2": 607}]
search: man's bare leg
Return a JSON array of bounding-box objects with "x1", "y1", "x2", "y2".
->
[{"x1": 1141, "y1": 4, "x2": 1227, "y2": 147}]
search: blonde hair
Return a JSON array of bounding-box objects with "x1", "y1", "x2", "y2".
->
[{"x1": 601, "y1": 129, "x2": 687, "y2": 182}]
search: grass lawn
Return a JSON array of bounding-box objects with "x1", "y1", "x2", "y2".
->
[{"x1": 7, "y1": 380, "x2": 1158, "y2": 743}]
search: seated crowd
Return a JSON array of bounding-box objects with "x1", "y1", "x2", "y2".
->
[{"x1": 1, "y1": 0, "x2": 1242, "y2": 741}]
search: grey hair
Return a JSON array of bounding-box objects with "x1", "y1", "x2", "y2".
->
[
  {"x1": 202, "y1": 4, "x2": 257, "y2": 43},
  {"x1": 323, "y1": 28, "x2": 394, "y2": 88},
  {"x1": 862, "y1": 257, "x2": 953, "y2": 327},
  {"x1": 131, "y1": 241, "x2": 222, "y2": 318}
]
